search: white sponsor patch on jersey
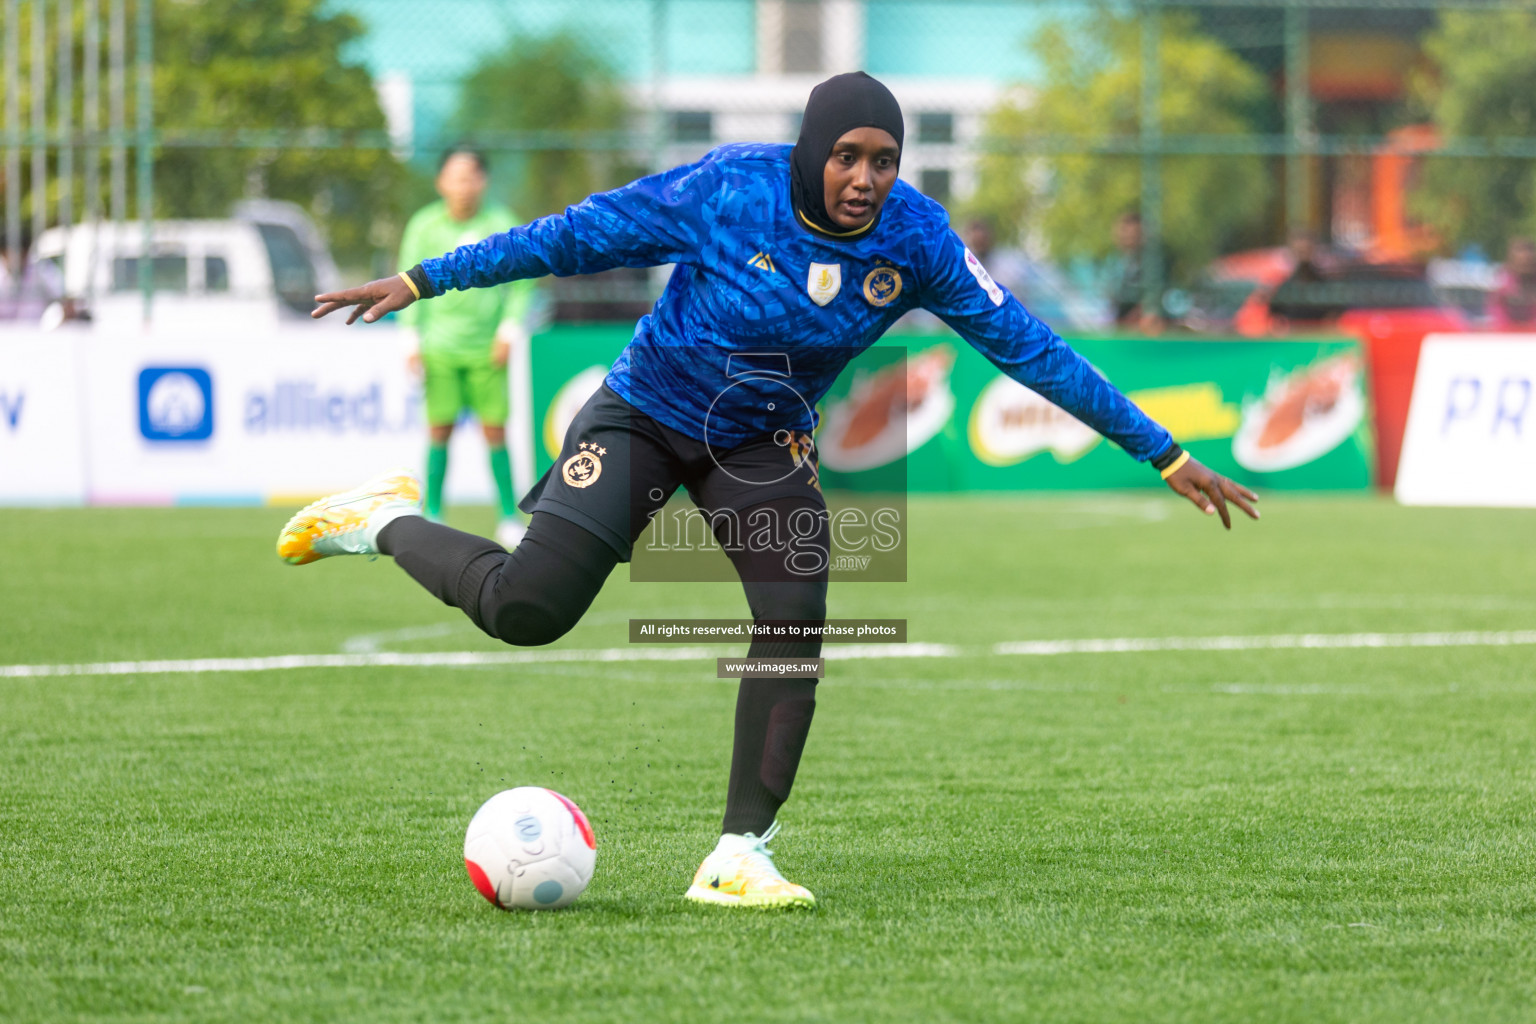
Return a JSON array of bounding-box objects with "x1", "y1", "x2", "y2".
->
[
  {"x1": 963, "y1": 247, "x2": 1006, "y2": 307},
  {"x1": 807, "y1": 262, "x2": 842, "y2": 306}
]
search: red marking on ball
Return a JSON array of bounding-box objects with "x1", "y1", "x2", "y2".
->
[
  {"x1": 465, "y1": 858, "x2": 499, "y2": 905},
  {"x1": 546, "y1": 789, "x2": 596, "y2": 850}
]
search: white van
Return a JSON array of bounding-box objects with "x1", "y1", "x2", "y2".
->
[{"x1": 30, "y1": 201, "x2": 341, "y2": 330}]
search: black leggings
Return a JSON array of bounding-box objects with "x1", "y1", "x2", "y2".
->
[
  {"x1": 378, "y1": 499, "x2": 828, "y2": 836},
  {"x1": 386, "y1": 511, "x2": 618, "y2": 645}
]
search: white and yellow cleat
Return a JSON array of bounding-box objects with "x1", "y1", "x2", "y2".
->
[
  {"x1": 276, "y1": 468, "x2": 423, "y2": 565},
  {"x1": 684, "y1": 823, "x2": 815, "y2": 909}
]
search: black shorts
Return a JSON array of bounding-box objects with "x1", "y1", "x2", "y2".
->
[{"x1": 519, "y1": 383, "x2": 825, "y2": 561}]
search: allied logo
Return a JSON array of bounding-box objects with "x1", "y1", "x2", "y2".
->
[
  {"x1": 138, "y1": 367, "x2": 214, "y2": 442},
  {"x1": 747, "y1": 251, "x2": 777, "y2": 274},
  {"x1": 862, "y1": 265, "x2": 903, "y2": 307},
  {"x1": 562, "y1": 440, "x2": 606, "y2": 488},
  {"x1": 806, "y1": 262, "x2": 842, "y2": 306}
]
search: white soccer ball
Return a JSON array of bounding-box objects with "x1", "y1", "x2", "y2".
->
[{"x1": 463, "y1": 787, "x2": 596, "y2": 910}]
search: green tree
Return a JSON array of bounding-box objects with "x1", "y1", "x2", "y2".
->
[
  {"x1": 1411, "y1": 8, "x2": 1536, "y2": 254},
  {"x1": 0, "y1": 0, "x2": 403, "y2": 271},
  {"x1": 154, "y1": 0, "x2": 405, "y2": 269},
  {"x1": 968, "y1": 9, "x2": 1271, "y2": 282},
  {"x1": 451, "y1": 33, "x2": 640, "y2": 220}
]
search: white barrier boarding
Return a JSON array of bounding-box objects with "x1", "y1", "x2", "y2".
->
[
  {"x1": 0, "y1": 330, "x2": 89, "y2": 504},
  {"x1": 0, "y1": 324, "x2": 531, "y2": 507},
  {"x1": 1396, "y1": 335, "x2": 1536, "y2": 507}
]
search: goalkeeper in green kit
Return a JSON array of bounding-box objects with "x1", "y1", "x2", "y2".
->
[{"x1": 397, "y1": 147, "x2": 536, "y2": 549}]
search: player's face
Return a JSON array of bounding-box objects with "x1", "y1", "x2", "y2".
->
[
  {"x1": 437, "y1": 154, "x2": 488, "y2": 221},
  {"x1": 822, "y1": 128, "x2": 900, "y2": 230}
]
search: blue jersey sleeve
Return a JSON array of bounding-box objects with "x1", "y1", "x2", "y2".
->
[
  {"x1": 419, "y1": 155, "x2": 723, "y2": 294},
  {"x1": 915, "y1": 225, "x2": 1174, "y2": 463}
]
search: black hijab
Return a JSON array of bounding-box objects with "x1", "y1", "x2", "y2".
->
[{"x1": 790, "y1": 72, "x2": 905, "y2": 238}]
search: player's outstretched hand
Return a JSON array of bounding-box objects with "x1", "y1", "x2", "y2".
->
[
  {"x1": 1165, "y1": 455, "x2": 1259, "y2": 530},
  {"x1": 312, "y1": 275, "x2": 417, "y2": 325}
]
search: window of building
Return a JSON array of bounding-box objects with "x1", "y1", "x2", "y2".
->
[
  {"x1": 917, "y1": 112, "x2": 954, "y2": 145},
  {"x1": 783, "y1": 0, "x2": 824, "y2": 73},
  {"x1": 672, "y1": 110, "x2": 714, "y2": 144},
  {"x1": 919, "y1": 168, "x2": 952, "y2": 205}
]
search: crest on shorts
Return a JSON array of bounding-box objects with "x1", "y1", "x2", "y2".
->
[
  {"x1": 788, "y1": 431, "x2": 822, "y2": 492},
  {"x1": 787, "y1": 431, "x2": 815, "y2": 468},
  {"x1": 562, "y1": 441, "x2": 605, "y2": 488},
  {"x1": 862, "y1": 265, "x2": 902, "y2": 307},
  {"x1": 806, "y1": 262, "x2": 842, "y2": 306}
]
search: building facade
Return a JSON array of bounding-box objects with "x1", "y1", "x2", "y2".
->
[{"x1": 341, "y1": 0, "x2": 1050, "y2": 207}]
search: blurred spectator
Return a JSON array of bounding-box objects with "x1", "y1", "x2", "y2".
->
[
  {"x1": 1281, "y1": 229, "x2": 1327, "y2": 286},
  {"x1": 1489, "y1": 236, "x2": 1536, "y2": 329},
  {"x1": 1099, "y1": 211, "x2": 1165, "y2": 332},
  {"x1": 960, "y1": 218, "x2": 1112, "y2": 331},
  {"x1": 0, "y1": 228, "x2": 64, "y2": 324},
  {"x1": 1103, "y1": 212, "x2": 1144, "y2": 322}
]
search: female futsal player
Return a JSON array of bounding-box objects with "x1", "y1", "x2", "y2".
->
[{"x1": 281, "y1": 72, "x2": 1258, "y2": 909}]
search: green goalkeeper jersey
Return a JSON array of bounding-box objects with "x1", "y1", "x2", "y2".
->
[{"x1": 396, "y1": 200, "x2": 535, "y2": 359}]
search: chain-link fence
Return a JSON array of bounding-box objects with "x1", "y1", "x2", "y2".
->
[{"x1": 6, "y1": 0, "x2": 1536, "y2": 330}]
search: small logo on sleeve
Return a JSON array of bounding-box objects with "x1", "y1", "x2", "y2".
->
[{"x1": 963, "y1": 248, "x2": 1006, "y2": 307}]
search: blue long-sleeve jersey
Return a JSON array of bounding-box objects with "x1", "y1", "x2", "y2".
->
[{"x1": 420, "y1": 143, "x2": 1173, "y2": 460}]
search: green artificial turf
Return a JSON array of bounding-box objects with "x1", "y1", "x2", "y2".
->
[{"x1": 2, "y1": 495, "x2": 1534, "y2": 1023}]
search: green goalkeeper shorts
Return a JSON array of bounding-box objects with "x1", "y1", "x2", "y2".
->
[{"x1": 422, "y1": 355, "x2": 509, "y2": 427}]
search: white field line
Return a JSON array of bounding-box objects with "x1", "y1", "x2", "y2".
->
[
  {"x1": 0, "y1": 647, "x2": 720, "y2": 679},
  {"x1": 992, "y1": 630, "x2": 1536, "y2": 656},
  {"x1": 826, "y1": 642, "x2": 962, "y2": 659},
  {"x1": 2, "y1": 631, "x2": 1534, "y2": 680}
]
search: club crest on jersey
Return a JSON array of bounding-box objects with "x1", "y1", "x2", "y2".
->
[
  {"x1": 862, "y1": 265, "x2": 903, "y2": 307},
  {"x1": 562, "y1": 441, "x2": 606, "y2": 488},
  {"x1": 807, "y1": 262, "x2": 842, "y2": 306}
]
